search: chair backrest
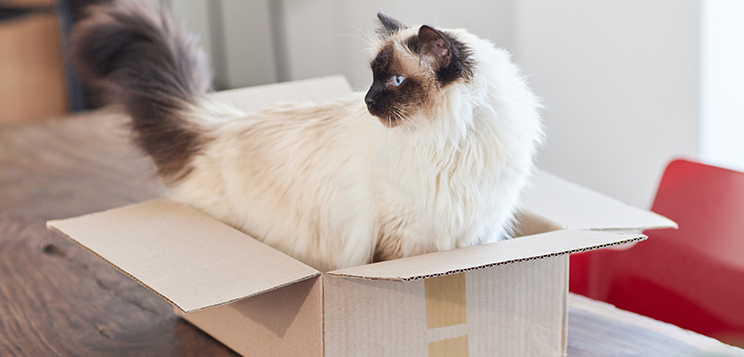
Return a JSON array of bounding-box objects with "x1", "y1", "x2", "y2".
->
[
  {"x1": 651, "y1": 159, "x2": 744, "y2": 269},
  {"x1": 570, "y1": 159, "x2": 744, "y2": 347}
]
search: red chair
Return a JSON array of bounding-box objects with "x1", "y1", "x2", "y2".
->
[{"x1": 570, "y1": 159, "x2": 744, "y2": 347}]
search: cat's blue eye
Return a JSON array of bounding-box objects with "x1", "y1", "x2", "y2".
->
[{"x1": 391, "y1": 75, "x2": 405, "y2": 87}]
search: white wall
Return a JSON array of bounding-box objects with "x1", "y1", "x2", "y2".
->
[
  {"x1": 513, "y1": 0, "x2": 701, "y2": 208},
  {"x1": 169, "y1": 0, "x2": 216, "y2": 79},
  {"x1": 170, "y1": 0, "x2": 278, "y2": 89},
  {"x1": 280, "y1": 0, "x2": 514, "y2": 91}
]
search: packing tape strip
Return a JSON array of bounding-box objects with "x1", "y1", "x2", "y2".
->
[
  {"x1": 425, "y1": 273, "x2": 469, "y2": 356},
  {"x1": 428, "y1": 335, "x2": 469, "y2": 357}
]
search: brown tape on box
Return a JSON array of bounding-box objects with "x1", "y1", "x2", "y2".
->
[{"x1": 426, "y1": 273, "x2": 469, "y2": 356}]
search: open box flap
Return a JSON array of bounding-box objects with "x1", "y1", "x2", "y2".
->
[
  {"x1": 327, "y1": 230, "x2": 645, "y2": 281},
  {"x1": 521, "y1": 170, "x2": 677, "y2": 231},
  {"x1": 47, "y1": 198, "x2": 320, "y2": 313},
  {"x1": 208, "y1": 75, "x2": 353, "y2": 113}
]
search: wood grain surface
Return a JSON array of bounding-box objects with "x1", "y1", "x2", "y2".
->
[{"x1": 0, "y1": 112, "x2": 238, "y2": 356}]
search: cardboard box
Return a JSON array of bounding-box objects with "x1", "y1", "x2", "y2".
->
[{"x1": 47, "y1": 76, "x2": 676, "y2": 356}]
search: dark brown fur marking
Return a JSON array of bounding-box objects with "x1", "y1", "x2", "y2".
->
[
  {"x1": 376, "y1": 13, "x2": 407, "y2": 37},
  {"x1": 406, "y1": 27, "x2": 474, "y2": 85},
  {"x1": 365, "y1": 43, "x2": 431, "y2": 125},
  {"x1": 71, "y1": 3, "x2": 210, "y2": 183}
]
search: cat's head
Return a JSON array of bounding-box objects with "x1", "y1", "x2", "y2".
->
[{"x1": 365, "y1": 13, "x2": 475, "y2": 128}]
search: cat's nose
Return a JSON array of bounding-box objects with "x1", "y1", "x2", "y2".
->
[{"x1": 365, "y1": 95, "x2": 375, "y2": 107}]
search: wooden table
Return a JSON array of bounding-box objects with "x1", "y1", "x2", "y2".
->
[{"x1": 2, "y1": 113, "x2": 742, "y2": 356}]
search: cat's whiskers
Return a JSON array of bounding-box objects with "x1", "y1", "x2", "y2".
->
[
  {"x1": 351, "y1": 106, "x2": 368, "y2": 125},
  {"x1": 395, "y1": 107, "x2": 437, "y2": 142},
  {"x1": 387, "y1": 115, "x2": 394, "y2": 178},
  {"x1": 343, "y1": 106, "x2": 368, "y2": 144},
  {"x1": 395, "y1": 108, "x2": 426, "y2": 170},
  {"x1": 340, "y1": 20, "x2": 376, "y2": 46},
  {"x1": 324, "y1": 34, "x2": 372, "y2": 47}
]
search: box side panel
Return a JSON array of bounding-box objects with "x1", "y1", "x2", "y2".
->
[
  {"x1": 180, "y1": 277, "x2": 323, "y2": 357},
  {"x1": 514, "y1": 209, "x2": 564, "y2": 237},
  {"x1": 466, "y1": 256, "x2": 568, "y2": 357},
  {"x1": 561, "y1": 256, "x2": 569, "y2": 356},
  {"x1": 325, "y1": 257, "x2": 568, "y2": 357},
  {"x1": 324, "y1": 277, "x2": 427, "y2": 356}
]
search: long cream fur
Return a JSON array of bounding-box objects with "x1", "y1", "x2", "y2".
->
[
  {"x1": 169, "y1": 29, "x2": 543, "y2": 271},
  {"x1": 72, "y1": 2, "x2": 543, "y2": 272}
]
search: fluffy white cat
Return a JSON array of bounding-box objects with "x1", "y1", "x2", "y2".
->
[{"x1": 72, "y1": 3, "x2": 543, "y2": 271}]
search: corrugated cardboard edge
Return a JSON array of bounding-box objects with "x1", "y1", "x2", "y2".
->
[{"x1": 327, "y1": 233, "x2": 646, "y2": 282}]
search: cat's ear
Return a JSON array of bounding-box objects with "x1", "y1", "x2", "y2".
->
[
  {"x1": 377, "y1": 13, "x2": 406, "y2": 36},
  {"x1": 418, "y1": 25, "x2": 452, "y2": 68}
]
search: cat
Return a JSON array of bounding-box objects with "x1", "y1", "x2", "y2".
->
[{"x1": 71, "y1": 2, "x2": 544, "y2": 272}]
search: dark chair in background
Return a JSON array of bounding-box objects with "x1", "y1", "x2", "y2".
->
[{"x1": 570, "y1": 159, "x2": 744, "y2": 348}]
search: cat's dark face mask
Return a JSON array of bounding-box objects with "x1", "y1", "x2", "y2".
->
[
  {"x1": 364, "y1": 82, "x2": 390, "y2": 120},
  {"x1": 365, "y1": 14, "x2": 472, "y2": 128},
  {"x1": 365, "y1": 44, "x2": 402, "y2": 125}
]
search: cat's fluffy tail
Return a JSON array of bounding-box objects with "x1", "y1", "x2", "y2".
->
[{"x1": 72, "y1": 1, "x2": 210, "y2": 182}]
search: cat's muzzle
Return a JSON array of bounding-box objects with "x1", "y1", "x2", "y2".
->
[{"x1": 364, "y1": 94, "x2": 399, "y2": 128}]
